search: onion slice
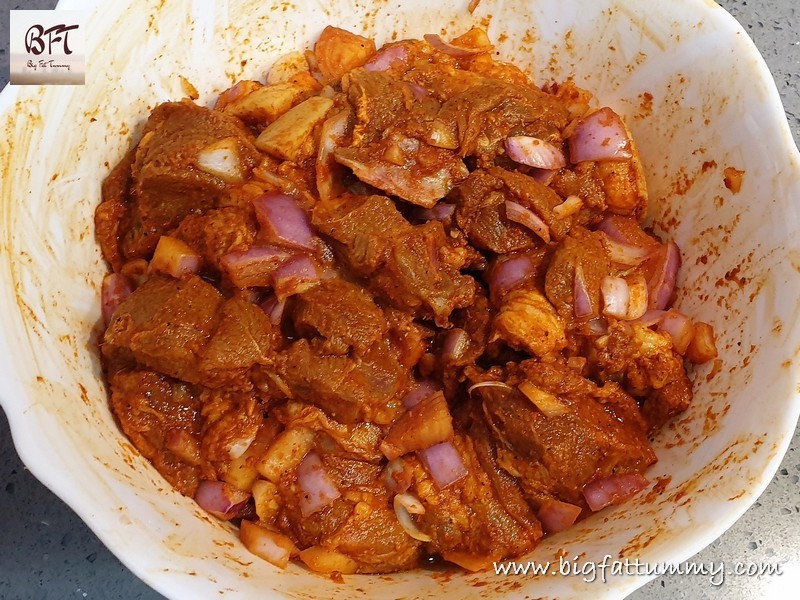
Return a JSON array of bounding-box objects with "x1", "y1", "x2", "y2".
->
[
  {"x1": 441, "y1": 328, "x2": 470, "y2": 362},
  {"x1": 626, "y1": 274, "x2": 649, "y2": 320},
  {"x1": 505, "y1": 200, "x2": 551, "y2": 243},
  {"x1": 101, "y1": 273, "x2": 132, "y2": 325},
  {"x1": 402, "y1": 379, "x2": 441, "y2": 409},
  {"x1": 601, "y1": 233, "x2": 653, "y2": 266},
  {"x1": 552, "y1": 195, "x2": 583, "y2": 219},
  {"x1": 393, "y1": 493, "x2": 432, "y2": 542},
  {"x1": 252, "y1": 192, "x2": 316, "y2": 251},
  {"x1": 423, "y1": 33, "x2": 490, "y2": 57},
  {"x1": 658, "y1": 309, "x2": 695, "y2": 355},
  {"x1": 239, "y1": 520, "x2": 297, "y2": 569},
  {"x1": 538, "y1": 499, "x2": 582, "y2": 534},
  {"x1": 504, "y1": 136, "x2": 567, "y2": 169},
  {"x1": 583, "y1": 473, "x2": 648, "y2": 512},
  {"x1": 150, "y1": 236, "x2": 202, "y2": 279},
  {"x1": 296, "y1": 452, "x2": 340, "y2": 517},
  {"x1": 573, "y1": 263, "x2": 593, "y2": 318},
  {"x1": 259, "y1": 293, "x2": 286, "y2": 325},
  {"x1": 568, "y1": 107, "x2": 633, "y2": 163},
  {"x1": 221, "y1": 245, "x2": 291, "y2": 289},
  {"x1": 489, "y1": 254, "x2": 536, "y2": 302},
  {"x1": 601, "y1": 276, "x2": 630, "y2": 319},
  {"x1": 649, "y1": 241, "x2": 681, "y2": 309},
  {"x1": 383, "y1": 457, "x2": 412, "y2": 494},
  {"x1": 467, "y1": 381, "x2": 513, "y2": 396},
  {"x1": 518, "y1": 381, "x2": 569, "y2": 417},
  {"x1": 363, "y1": 43, "x2": 410, "y2": 71},
  {"x1": 194, "y1": 480, "x2": 250, "y2": 520},
  {"x1": 418, "y1": 442, "x2": 468, "y2": 490},
  {"x1": 271, "y1": 254, "x2": 320, "y2": 299},
  {"x1": 414, "y1": 203, "x2": 456, "y2": 222},
  {"x1": 686, "y1": 321, "x2": 718, "y2": 364}
]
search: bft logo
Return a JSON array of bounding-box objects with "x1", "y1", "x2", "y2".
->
[
  {"x1": 10, "y1": 10, "x2": 86, "y2": 85},
  {"x1": 25, "y1": 23, "x2": 80, "y2": 56}
]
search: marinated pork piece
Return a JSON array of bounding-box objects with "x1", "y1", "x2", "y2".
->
[{"x1": 96, "y1": 26, "x2": 716, "y2": 576}]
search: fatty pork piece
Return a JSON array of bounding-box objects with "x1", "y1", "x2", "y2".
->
[
  {"x1": 477, "y1": 361, "x2": 656, "y2": 507},
  {"x1": 103, "y1": 275, "x2": 277, "y2": 389},
  {"x1": 96, "y1": 100, "x2": 261, "y2": 263},
  {"x1": 410, "y1": 433, "x2": 542, "y2": 570},
  {"x1": 110, "y1": 369, "x2": 209, "y2": 496},
  {"x1": 450, "y1": 167, "x2": 570, "y2": 254},
  {"x1": 290, "y1": 279, "x2": 387, "y2": 355},
  {"x1": 312, "y1": 193, "x2": 475, "y2": 324},
  {"x1": 276, "y1": 451, "x2": 421, "y2": 573},
  {"x1": 588, "y1": 321, "x2": 694, "y2": 431},
  {"x1": 279, "y1": 338, "x2": 407, "y2": 426},
  {"x1": 434, "y1": 79, "x2": 570, "y2": 163},
  {"x1": 544, "y1": 226, "x2": 611, "y2": 324}
]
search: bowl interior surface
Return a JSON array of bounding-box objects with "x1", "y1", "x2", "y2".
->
[{"x1": 1, "y1": 0, "x2": 799, "y2": 598}]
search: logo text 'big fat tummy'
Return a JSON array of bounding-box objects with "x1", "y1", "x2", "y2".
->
[{"x1": 10, "y1": 10, "x2": 86, "y2": 85}]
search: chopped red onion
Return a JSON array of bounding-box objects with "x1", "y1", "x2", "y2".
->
[
  {"x1": 530, "y1": 168, "x2": 558, "y2": 185},
  {"x1": 504, "y1": 136, "x2": 567, "y2": 169},
  {"x1": 537, "y1": 499, "x2": 582, "y2": 533},
  {"x1": 583, "y1": 473, "x2": 648, "y2": 512},
  {"x1": 441, "y1": 327, "x2": 469, "y2": 362},
  {"x1": 363, "y1": 43, "x2": 410, "y2": 71},
  {"x1": 252, "y1": 192, "x2": 315, "y2": 251},
  {"x1": 296, "y1": 452, "x2": 341, "y2": 517},
  {"x1": 601, "y1": 233, "x2": 653, "y2": 266},
  {"x1": 658, "y1": 309, "x2": 695, "y2": 355},
  {"x1": 505, "y1": 200, "x2": 551, "y2": 243},
  {"x1": 596, "y1": 216, "x2": 628, "y2": 243},
  {"x1": 490, "y1": 254, "x2": 536, "y2": 301},
  {"x1": 221, "y1": 245, "x2": 291, "y2": 288},
  {"x1": 634, "y1": 309, "x2": 667, "y2": 327},
  {"x1": 258, "y1": 293, "x2": 286, "y2": 325},
  {"x1": 585, "y1": 317, "x2": 609, "y2": 336},
  {"x1": 316, "y1": 109, "x2": 350, "y2": 202},
  {"x1": 402, "y1": 379, "x2": 441, "y2": 409},
  {"x1": 601, "y1": 276, "x2": 630, "y2": 319},
  {"x1": 271, "y1": 254, "x2": 320, "y2": 299},
  {"x1": 686, "y1": 322, "x2": 718, "y2": 364},
  {"x1": 383, "y1": 457, "x2": 412, "y2": 493},
  {"x1": 648, "y1": 241, "x2": 681, "y2": 309},
  {"x1": 194, "y1": 480, "x2": 250, "y2": 520},
  {"x1": 418, "y1": 441, "x2": 468, "y2": 490},
  {"x1": 239, "y1": 520, "x2": 296, "y2": 569},
  {"x1": 626, "y1": 274, "x2": 649, "y2": 320},
  {"x1": 573, "y1": 263, "x2": 593, "y2": 318},
  {"x1": 568, "y1": 107, "x2": 633, "y2": 163},
  {"x1": 101, "y1": 273, "x2": 132, "y2": 325},
  {"x1": 150, "y1": 236, "x2": 202, "y2": 279},
  {"x1": 414, "y1": 203, "x2": 455, "y2": 222},
  {"x1": 393, "y1": 493, "x2": 431, "y2": 542},
  {"x1": 423, "y1": 33, "x2": 489, "y2": 57},
  {"x1": 467, "y1": 381, "x2": 513, "y2": 395},
  {"x1": 406, "y1": 82, "x2": 429, "y2": 100}
]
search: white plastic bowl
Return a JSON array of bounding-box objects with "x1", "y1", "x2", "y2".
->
[{"x1": 1, "y1": 0, "x2": 799, "y2": 598}]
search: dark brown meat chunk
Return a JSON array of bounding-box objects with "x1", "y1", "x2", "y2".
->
[
  {"x1": 110, "y1": 370, "x2": 206, "y2": 495},
  {"x1": 451, "y1": 170, "x2": 536, "y2": 253},
  {"x1": 587, "y1": 321, "x2": 693, "y2": 431},
  {"x1": 414, "y1": 434, "x2": 541, "y2": 568},
  {"x1": 314, "y1": 194, "x2": 475, "y2": 324},
  {"x1": 544, "y1": 227, "x2": 611, "y2": 323},
  {"x1": 119, "y1": 101, "x2": 260, "y2": 258},
  {"x1": 96, "y1": 149, "x2": 136, "y2": 271},
  {"x1": 104, "y1": 276, "x2": 276, "y2": 389},
  {"x1": 479, "y1": 361, "x2": 656, "y2": 505},
  {"x1": 291, "y1": 279, "x2": 387, "y2": 355},
  {"x1": 175, "y1": 206, "x2": 258, "y2": 272},
  {"x1": 279, "y1": 338, "x2": 406, "y2": 425}
]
